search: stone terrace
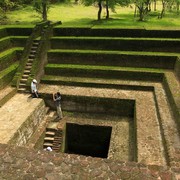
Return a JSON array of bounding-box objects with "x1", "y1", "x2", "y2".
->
[{"x1": 0, "y1": 27, "x2": 180, "y2": 179}]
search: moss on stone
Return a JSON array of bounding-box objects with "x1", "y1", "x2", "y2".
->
[
  {"x1": 0, "y1": 37, "x2": 12, "y2": 52},
  {"x1": 0, "y1": 48, "x2": 20, "y2": 71},
  {"x1": 0, "y1": 62, "x2": 19, "y2": 89}
]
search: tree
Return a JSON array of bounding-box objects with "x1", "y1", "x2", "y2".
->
[
  {"x1": 134, "y1": 0, "x2": 149, "y2": 21},
  {"x1": 177, "y1": 0, "x2": 180, "y2": 14},
  {"x1": 42, "y1": 0, "x2": 48, "y2": 20},
  {"x1": 81, "y1": 0, "x2": 130, "y2": 20},
  {"x1": 33, "y1": 0, "x2": 50, "y2": 21},
  {"x1": 107, "y1": 0, "x2": 131, "y2": 19},
  {"x1": 0, "y1": 0, "x2": 15, "y2": 12}
]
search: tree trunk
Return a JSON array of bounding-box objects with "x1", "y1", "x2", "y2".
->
[
  {"x1": 148, "y1": 2, "x2": 151, "y2": 12},
  {"x1": 159, "y1": 0, "x2": 165, "y2": 18},
  {"x1": 177, "y1": 2, "x2": 179, "y2": 15},
  {"x1": 139, "y1": 10, "x2": 144, "y2": 21},
  {"x1": 42, "y1": 0, "x2": 47, "y2": 21},
  {"x1": 138, "y1": 4, "x2": 144, "y2": 21},
  {"x1": 98, "y1": 1, "x2": 102, "y2": 21},
  {"x1": 134, "y1": 6, "x2": 137, "y2": 17},
  {"x1": 106, "y1": 0, "x2": 109, "y2": 19},
  {"x1": 154, "y1": 0, "x2": 156, "y2": 11}
]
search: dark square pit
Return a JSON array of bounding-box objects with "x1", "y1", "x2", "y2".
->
[{"x1": 65, "y1": 123, "x2": 112, "y2": 158}]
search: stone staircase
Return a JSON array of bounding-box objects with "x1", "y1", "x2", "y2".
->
[
  {"x1": 18, "y1": 25, "x2": 49, "y2": 93},
  {"x1": 52, "y1": 130, "x2": 63, "y2": 152},
  {"x1": 43, "y1": 124, "x2": 56, "y2": 149},
  {"x1": 43, "y1": 122, "x2": 63, "y2": 152},
  {"x1": 18, "y1": 39, "x2": 40, "y2": 93}
]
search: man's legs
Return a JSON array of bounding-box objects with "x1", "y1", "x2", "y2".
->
[
  {"x1": 32, "y1": 91, "x2": 39, "y2": 98},
  {"x1": 57, "y1": 105, "x2": 63, "y2": 119}
]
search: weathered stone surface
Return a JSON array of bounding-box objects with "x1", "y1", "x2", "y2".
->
[
  {"x1": 0, "y1": 144, "x2": 178, "y2": 180},
  {"x1": 0, "y1": 94, "x2": 46, "y2": 145}
]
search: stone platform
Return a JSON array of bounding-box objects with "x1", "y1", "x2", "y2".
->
[{"x1": 0, "y1": 93, "x2": 46, "y2": 145}]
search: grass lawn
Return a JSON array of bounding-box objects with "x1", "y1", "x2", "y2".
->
[{"x1": 1, "y1": 2, "x2": 180, "y2": 29}]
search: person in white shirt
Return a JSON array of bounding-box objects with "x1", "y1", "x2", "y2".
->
[
  {"x1": 31, "y1": 79, "x2": 39, "y2": 98},
  {"x1": 46, "y1": 146, "x2": 52, "y2": 151}
]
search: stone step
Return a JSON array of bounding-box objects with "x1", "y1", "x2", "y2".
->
[
  {"x1": 54, "y1": 137, "x2": 62, "y2": 142},
  {"x1": 43, "y1": 142, "x2": 53, "y2": 148},
  {"x1": 54, "y1": 137, "x2": 62, "y2": 140},
  {"x1": 20, "y1": 78, "x2": 27, "y2": 83},
  {"x1": 19, "y1": 83, "x2": 26, "y2": 88},
  {"x1": 22, "y1": 74, "x2": 29, "y2": 78},
  {"x1": 33, "y1": 39, "x2": 39, "y2": 43},
  {"x1": 48, "y1": 111, "x2": 56, "y2": 118},
  {"x1": 56, "y1": 133, "x2": 62, "y2": 136},
  {"x1": 41, "y1": 75, "x2": 155, "y2": 91},
  {"x1": 18, "y1": 88, "x2": 30, "y2": 93},
  {"x1": 27, "y1": 59, "x2": 33, "y2": 63},
  {"x1": 30, "y1": 51, "x2": 36, "y2": 55},
  {"x1": 53, "y1": 145, "x2": 61, "y2": 148},
  {"x1": 45, "y1": 131, "x2": 55, "y2": 137},
  {"x1": 46, "y1": 122, "x2": 59, "y2": 131},
  {"x1": 31, "y1": 46, "x2": 38, "y2": 50},
  {"x1": 24, "y1": 70, "x2": 30, "y2": 74},
  {"x1": 44, "y1": 137, "x2": 54, "y2": 141},
  {"x1": 26, "y1": 63, "x2": 32, "y2": 66},
  {"x1": 25, "y1": 66, "x2": 32, "y2": 70},
  {"x1": 44, "y1": 137, "x2": 54, "y2": 142},
  {"x1": 18, "y1": 88, "x2": 26, "y2": 93},
  {"x1": 53, "y1": 141, "x2": 61, "y2": 144},
  {"x1": 53, "y1": 143, "x2": 61, "y2": 146},
  {"x1": 29, "y1": 54, "x2": 35, "y2": 58},
  {"x1": 46, "y1": 128, "x2": 57, "y2": 133},
  {"x1": 53, "y1": 147, "x2": 61, "y2": 150},
  {"x1": 33, "y1": 42, "x2": 39, "y2": 46}
]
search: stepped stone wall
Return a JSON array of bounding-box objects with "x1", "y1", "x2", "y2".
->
[
  {"x1": 0, "y1": 26, "x2": 180, "y2": 179},
  {"x1": 0, "y1": 94, "x2": 47, "y2": 146}
]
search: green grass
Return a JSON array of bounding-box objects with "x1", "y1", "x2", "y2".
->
[
  {"x1": 2, "y1": 3, "x2": 180, "y2": 29},
  {"x1": 48, "y1": 49, "x2": 180, "y2": 56},
  {"x1": 46, "y1": 63, "x2": 165, "y2": 72},
  {"x1": 51, "y1": 36, "x2": 180, "y2": 40},
  {"x1": 0, "y1": 48, "x2": 22, "y2": 58},
  {"x1": 0, "y1": 62, "x2": 19, "y2": 79}
]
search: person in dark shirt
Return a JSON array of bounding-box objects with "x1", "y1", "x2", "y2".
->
[{"x1": 53, "y1": 92, "x2": 63, "y2": 119}]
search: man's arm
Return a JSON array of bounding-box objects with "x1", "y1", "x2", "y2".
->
[{"x1": 53, "y1": 93, "x2": 56, "y2": 101}]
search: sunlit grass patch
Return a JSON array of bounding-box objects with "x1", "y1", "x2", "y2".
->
[{"x1": 2, "y1": 3, "x2": 180, "y2": 29}]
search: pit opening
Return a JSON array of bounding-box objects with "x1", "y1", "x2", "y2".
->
[{"x1": 65, "y1": 123, "x2": 112, "y2": 158}]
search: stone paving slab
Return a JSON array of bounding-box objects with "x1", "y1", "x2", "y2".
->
[
  {"x1": 0, "y1": 143, "x2": 178, "y2": 180},
  {"x1": 0, "y1": 93, "x2": 44, "y2": 144}
]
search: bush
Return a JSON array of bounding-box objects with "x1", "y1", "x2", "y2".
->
[
  {"x1": 0, "y1": 0, "x2": 16, "y2": 12},
  {"x1": 0, "y1": 7, "x2": 6, "y2": 20}
]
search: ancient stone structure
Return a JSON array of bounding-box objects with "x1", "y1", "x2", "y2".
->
[{"x1": 0, "y1": 26, "x2": 179, "y2": 179}]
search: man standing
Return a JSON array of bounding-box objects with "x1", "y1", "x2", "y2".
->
[
  {"x1": 31, "y1": 79, "x2": 39, "y2": 98},
  {"x1": 53, "y1": 92, "x2": 63, "y2": 120}
]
